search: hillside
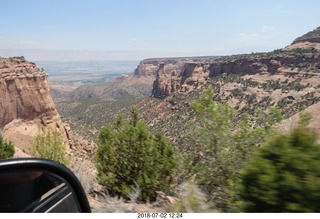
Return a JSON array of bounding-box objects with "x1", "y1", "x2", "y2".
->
[
  {"x1": 293, "y1": 26, "x2": 320, "y2": 43},
  {"x1": 54, "y1": 27, "x2": 320, "y2": 147},
  {"x1": 54, "y1": 75, "x2": 153, "y2": 140},
  {"x1": 285, "y1": 26, "x2": 320, "y2": 51},
  {"x1": 53, "y1": 56, "x2": 217, "y2": 140},
  {"x1": 137, "y1": 29, "x2": 320, "y2": 148}
]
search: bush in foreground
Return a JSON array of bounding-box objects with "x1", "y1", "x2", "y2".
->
[
  {"x1": 239, "y1": 125, "x2": 320, "y2": 212},
  {"x1": 0, "y1": 134, "x2": 15, "y2": 159},
  {"x1": 30, "y1": 129, "x2": 69, "y2": 166},
  {"x1": 95, "y1": 108, "x2": 176, "y2": 201}
]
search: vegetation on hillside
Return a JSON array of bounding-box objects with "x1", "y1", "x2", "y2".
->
[
  {"x1": 50, "y1": 28, "x2": 320, "y2": 212},
  {"x1": 54, "y1": 77, "x2": 151, "y2": 141},
  {"x1": 293, "y1": 26, "x2": 320, "y2": 43},
  {"x1": 30, "y1": 129, "x2": 69, "y2": 166},
  {"x1": 186, "y1": 86, "x2": 282, "y2": 211},
  {"x1": 95, "y1": 108, "x2": 176, "y2": 201},
  {"x1": 0, "y1": 134, "x2": 15, "y2": 159},
  {"x1": 94, "y1": 86, "x2": 320, "y2": 213}
]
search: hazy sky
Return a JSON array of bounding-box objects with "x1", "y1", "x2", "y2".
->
[{"x1": 0, "y1": 0, "x2": 319, "y2": 60}]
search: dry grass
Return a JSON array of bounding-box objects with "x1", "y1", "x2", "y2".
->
[
  {"x1": 166, "y1": 180, "x2": 218, "y2": 213},
  {"x1": 91, "y1": 188, "x2": 164, "y2": 213}
]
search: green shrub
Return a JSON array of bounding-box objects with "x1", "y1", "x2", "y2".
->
[
  {"x1": 239, "y1": 124, "x2": 320, "y2": 212},
  {"x1": 95, "y1": 108, "x2": 176, "y2": 201},
  {"x1": 188, "y1": 86, "x2": 282, "y2": 211},
  {"x1": 30, "y1": 129, "x2": 69, "y2": 166},
  {"x1": 0, "y1": 135, "x2": 15, "y2": 159}
]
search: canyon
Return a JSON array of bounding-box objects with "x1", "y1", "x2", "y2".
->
[
  {"x1": 48, "y1": 27, "x2": 320, "y2": 147},
  {"x1": 135, "y1": 27, "x2": 320, "y2": 148},
  {"x1": 3, "y1": 27, "x2": 319, "y2": 151},
  {"x1": 1, "y1": 26, "x2": 320, "y2": 212}
]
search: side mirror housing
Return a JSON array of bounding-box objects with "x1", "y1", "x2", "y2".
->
[{"x1": 0, "y1": 158, "x2": 91, "y2": 212}]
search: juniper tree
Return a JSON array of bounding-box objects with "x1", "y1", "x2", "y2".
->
[
  {"x1": 188, "y1": 86, "x2": 282, "y2": 211},
  {"x1": 0, "y1": 135, "x2": 15, "y2": 159},
  {"x1": 95, "y1": 108, "x2": 176, "y2": 201},
  {"x1": 239, "y1": 123, "x2": 320, "y2": 212},
  {"x1": 30, "y1": 129, "x2": 69, "y2": 166}
]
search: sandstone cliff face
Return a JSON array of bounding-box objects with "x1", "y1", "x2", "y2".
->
[
  {"x1": 151, "y1": 62, "x2": 209, "y2": 98},
  {"x1": 134, "y1": 59, "x2": 185, "y2": 77},
  {"x1": 151, "y1": 64, "x2": 183, "y2": 98},
  {"x1": 134, "y1": 60, "x2": 159, "y2": 77},
  {"x1": 134, "y1": 57, "x2": 216, "y2": 77},
  {"x1": 0, "y1": 56, "x2": 60, "y2": 126},
  {"x1": 180, "y1": 63, "x2": 209, "y2": 92},
  {"x1": 151, "y1": 64, "x2": 168, "y2": 98},
  {"x1": 208, "y1": 57, "x2": 282, "y2": 76},
  {"x1": 150, "y1": 27, "x2": 320, "y2": 99},
  {"x1": 151, "y1": 57, "x2": 277, "y2": 99},
  {"x1": 151, "y1": 54, "x2": 320, "y2": 99},
  {"x1": 0, "y1": 56, "x2": 69, "y2": 150}
]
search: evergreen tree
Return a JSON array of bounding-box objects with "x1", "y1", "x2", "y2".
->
[
  {"x1": 239, "y1": 124, "x2": 320, "y2": 212},
  {"x1": 30, "y1": 129, "x2": 69, "y2": 166},
  {"x1": 95, "y1": 108, "x2": 176, "y2": 201},
  {"x1": 189, "y1": 86, "x2": 282, "y2": 211},
  {"x1": 0, "y1": 134, "x2": 15, "y2": 159}
]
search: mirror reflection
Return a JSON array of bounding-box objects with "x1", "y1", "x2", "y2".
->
[{"x1": 0, "y1": 169, "x2": 81, "y2": 212}]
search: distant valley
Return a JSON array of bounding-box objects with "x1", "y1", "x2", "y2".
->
[
  {"x1": 38, "y1": 60, "x2": 140, "y2": 93},
  {"x1": 51, "y1": 57, "x2": 216, "y2": 140}
]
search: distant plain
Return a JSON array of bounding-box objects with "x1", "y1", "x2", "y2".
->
[{"x1": 37, "y1": 60, "x2": 140, "y2": 89}]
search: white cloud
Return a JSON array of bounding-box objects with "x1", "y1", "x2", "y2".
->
[
  {"x1": 128, "y1": 38, "x2": 138, "y2": 44},
  {"x1": 209, "y1": 25, "x2": 285, "y2": 54},
  {"x1": 20, "y1": 40, "x2": 36, "y2": 45},
  {"x1": 261, "y1": 25, "x2": 276, "y2": 33},
  {"x1": 233, "y1": 25, "x2": 279, "y2": 43}
]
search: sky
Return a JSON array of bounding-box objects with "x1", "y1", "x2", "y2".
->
[{"x1": 0, "y1": 0, "x2": 319, "y2": 61}]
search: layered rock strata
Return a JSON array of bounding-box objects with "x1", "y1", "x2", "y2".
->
[
  {"x1": 0, "y1": 56, "x2": 70, "y2": 150},
  {"x1": 151, "y1": 62, "x2": 209, "y2": 98},
  {"x1": 151, "y1": 54, "x2": 320, "y2": 99}
]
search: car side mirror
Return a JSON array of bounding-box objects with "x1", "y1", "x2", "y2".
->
[{"x1": 0, "y1": 158, "x2": 91, "y2": 213}]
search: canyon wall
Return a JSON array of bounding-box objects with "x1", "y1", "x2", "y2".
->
[
  {"x1": 0, "y1": 56, "x2": 70, "y2": 150},
  {"x1": 151, "y1": 54, "x2": 320, "y2": 99},
  {"x1": 134, "y1": 56, "x2": 217, "y2": 77}
]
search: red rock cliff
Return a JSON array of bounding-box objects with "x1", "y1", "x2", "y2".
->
[
  {"x1": 0, "y1": 56, "x2": 70, "y2": 150},
  {"x1": 0, "y1": 56, "x2": 61, "y2": 126},
  {"x1": 151, "y1": 62, "x2": 209, "y2": 98}
]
